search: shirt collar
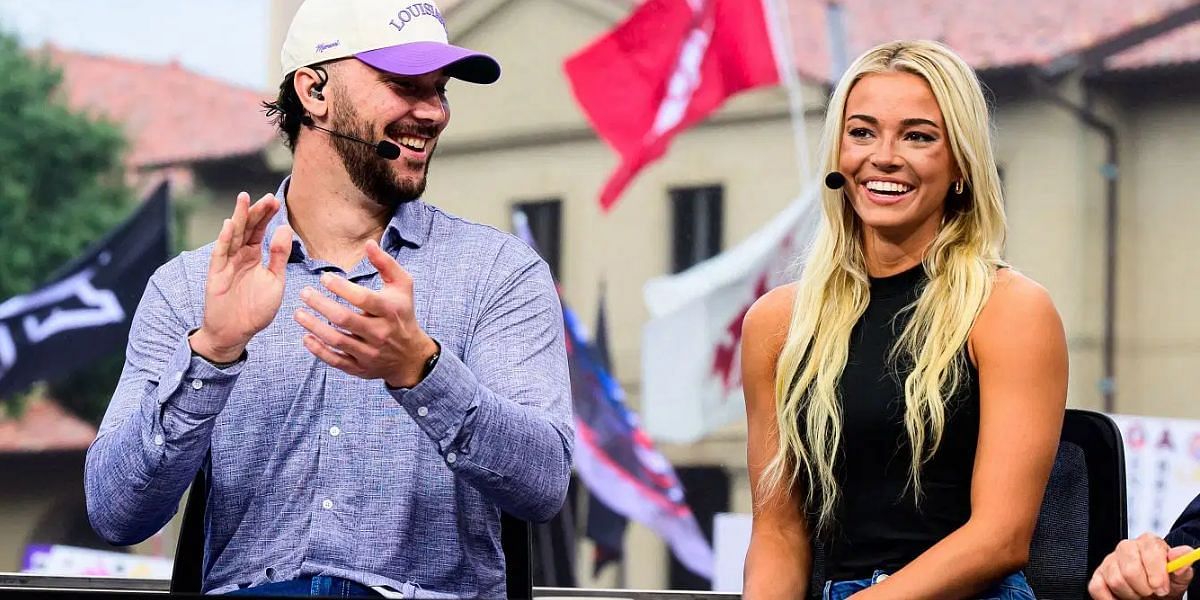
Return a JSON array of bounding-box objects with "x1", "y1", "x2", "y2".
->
[
  {"x1": 263, "y1": 176, "x2": 431, "y2": 262},
  {"x1": 385, "y1": 195, "x2": 431, "y2": 249}
]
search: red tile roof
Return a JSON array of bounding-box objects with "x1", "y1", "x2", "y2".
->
[
  {"x1": 39, "y1": 46, "x2": 278, "y2": 169},
  {"x1": 29, "y1": 0, "x2": 1200, "y2": 172},
  {"x1": 1107, "y1": 19, "x2": 1200, "y2": 70},
  {"x1": 783, "y1": 0, "x2": 1200, "y2": 81},
  {"x1": 0, "y1": 396, "x2": 96, "y2": 453}
]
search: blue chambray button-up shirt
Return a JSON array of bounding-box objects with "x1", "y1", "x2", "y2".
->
[{"x1": 85, "y1": 178, "x2": 574, "y2": 598}]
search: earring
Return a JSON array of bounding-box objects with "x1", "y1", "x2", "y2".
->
[{"x1": 954, "y1": 179, "x2": 965, "y2": 195}]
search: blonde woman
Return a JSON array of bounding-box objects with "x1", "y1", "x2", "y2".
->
[{"x1": 741, "y1": 41, "x2": 1068, "y2": 599}]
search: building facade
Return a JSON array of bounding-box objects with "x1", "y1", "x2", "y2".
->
[{"x1": 255, "y1": 0, "x2": 1200, "y2": 589}]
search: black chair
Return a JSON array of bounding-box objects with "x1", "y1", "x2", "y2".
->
[
  {"x1": 170, "y1": 469, "x2": 534, "y2": 599},
  {"x1": 806, "y1": 408, "x2": 1127, "y2": 599},
  {"x1": 1024, "y1": 408, "x2": 1127, "y2": 598},
  {"x1": 169, "y1": 468, "x2": 208, "y2": 596},
  {"x1": 499, "y1": 511, "x2": 534, "y2": 599}
]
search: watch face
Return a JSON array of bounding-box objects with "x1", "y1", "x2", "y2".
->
[{"x1": 422, "y1": 350, "x2": 440, "y2": 378}]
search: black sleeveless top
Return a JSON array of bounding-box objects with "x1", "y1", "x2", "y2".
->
[{"x1": 823, "y1": 264, "x2": 981, "y2": 580}]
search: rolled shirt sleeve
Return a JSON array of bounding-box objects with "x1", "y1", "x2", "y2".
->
[
  {"x1": 85, "y1": 258, "x2": 243, "y2": 545},
  {"x1": 389, "y1": 256, "x2": 574, "y2": 523}
]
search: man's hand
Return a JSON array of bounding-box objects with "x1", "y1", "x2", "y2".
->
[
  {"x1": 190, "y1": 192, "x2": 292, "y2": 363},
  {"x1": 295, "y1": 239, "x2": 438, "y2": 388},
  {"x1": 1089, "y1": 532, "x2": 1194, "y2": 600}
]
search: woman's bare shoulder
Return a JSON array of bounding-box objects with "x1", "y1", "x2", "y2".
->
[
  {"x1": 972, "y1": 267, "x2": 1063, "y2": 356},
  {"x1": 984, "y1": 268, "x2": 1057, "y2": 321},
  {"x1": 743, "y1": 282, "x2": 800, "y2": 359}
]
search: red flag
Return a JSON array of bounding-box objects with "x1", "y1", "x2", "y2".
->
[{"x1": 564, "y1": 0, "x2": 780, "y2": 211}]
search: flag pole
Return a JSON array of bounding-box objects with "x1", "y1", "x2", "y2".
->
[{"x1": 761, "y1": 0, "x2": 812, "y2": 188}]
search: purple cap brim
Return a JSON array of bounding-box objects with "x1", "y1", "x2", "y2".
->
[{"x1": 356, "y1": 41, "x2": 500, "y2": 84}]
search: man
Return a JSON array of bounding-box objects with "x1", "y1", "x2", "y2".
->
[
  {"x1": 84, "y1": 1, "x2": 573, "y2": 597},
  {"x1": 1088, "y1": 497, "x2": 1200, "y2": 600}
]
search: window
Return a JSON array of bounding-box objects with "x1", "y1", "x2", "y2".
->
[
  {"x1": 512, "y1": 199, "x2": 562, "y2": 281},
  {"x1": 670, "y1": 185, "x2": 723, "y2": 273}
]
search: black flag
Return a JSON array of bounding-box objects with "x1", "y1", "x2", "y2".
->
[
  {"x1": 0, "y1": 182, "x2": 171, "y2": 397},
  {"x1": 585, "y1": 281, "x2": 629, "y2": 577}
]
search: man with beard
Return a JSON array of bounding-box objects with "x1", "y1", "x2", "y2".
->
[{"x1": 84, "y1": 1, "x2": 573, "y2": 597}]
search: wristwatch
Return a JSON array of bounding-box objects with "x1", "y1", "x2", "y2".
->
[{"x1": 420, "y1": 339, "x2": 442, "y2": 381}]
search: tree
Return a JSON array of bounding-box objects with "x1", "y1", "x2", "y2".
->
[{"x1": 0, "y1": 32, "x2": 134, "y2": 422}]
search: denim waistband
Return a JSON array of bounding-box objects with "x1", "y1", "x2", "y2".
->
[{"x1": 225, "y1": 575, "x2": 381, "y2": 597}]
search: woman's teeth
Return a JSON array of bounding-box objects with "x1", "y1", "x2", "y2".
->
[{"x1": 865, "y1": 181, "x2": 913, "y2": 194}]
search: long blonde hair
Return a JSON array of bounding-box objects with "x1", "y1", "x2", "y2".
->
[{"x1": 762, "y1": 40, "x2": 1008, "y2": 534}]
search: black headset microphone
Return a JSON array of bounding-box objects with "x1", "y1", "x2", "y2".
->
[
  {"x1": 300, "y1": 89, "x2": 402, "y2": 161},
  {"x1": 300, "y1": 115, "x2": 403, "y2": 160},
  {"x1": 824, "y1": 171, "x2": 847, "y2": 190}
]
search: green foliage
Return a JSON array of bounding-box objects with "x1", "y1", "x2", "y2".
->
[{"x1": 0, "y1": 32, "x2": 135, "y2": 423}]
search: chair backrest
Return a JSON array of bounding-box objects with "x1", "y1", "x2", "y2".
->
[
  {"x1": 804, "y1": 409, "x2": 1127, "y2": 599},
  {"x1": 501, "y1": 512, "x2": 533, "y2": 599},
  {"x1": 169, "y1": 469, "x2": 207, "y2": 594},
  {"x1": 1025, "y1": 408, "x2": 1128, "y2": 598},
  {"x1": 169, "y1": 468, "x2": 534, "y2": 598}
]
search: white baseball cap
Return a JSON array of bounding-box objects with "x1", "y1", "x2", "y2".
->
[{"x1": 280, "y1": 0, "x2": 500, "y2": 84}]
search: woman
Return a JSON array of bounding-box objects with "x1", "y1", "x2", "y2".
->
[{"x1": 741, "y1": 40, "x2": 1068, "y2": 599}]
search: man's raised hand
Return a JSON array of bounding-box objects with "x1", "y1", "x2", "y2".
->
[{"x1": 190, "y1": 192, "x2": 292, "y2": 363}]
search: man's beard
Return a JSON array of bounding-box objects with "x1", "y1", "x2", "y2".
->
[{"x1": 329, "y1": 103, "x2": 436, "y2": 209}]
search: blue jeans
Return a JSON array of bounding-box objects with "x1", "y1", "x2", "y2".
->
[
  {"x1": 224, "y1": 575, "x2": 381, "y2": 597},
  {"x1": 823, "y1": 570, "x2": 1036, "y2": 600}
]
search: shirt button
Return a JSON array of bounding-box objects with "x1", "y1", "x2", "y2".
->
[
  {"x1": 446, "y1": 452, "x2": 457, "y2": 465},
  {"x1": 191, "y1": 379, "x2": 204, "y2": 390},
  {"x1": 322, "y1": 499, "x2": 333, "y2": 510},
  {"x1": 329, "y1": 426, "x2": 341, "y2": 437},
  {"x1": 153, "y1": 434, "x2": 164, "y2": 446},
  {"x1": 417, "y1": 406, "x2": 429, "y2": 417}
]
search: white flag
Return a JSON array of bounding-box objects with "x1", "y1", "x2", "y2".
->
[{"x1": 642, "y1": 186, "x2": 821, "y2": 443}]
